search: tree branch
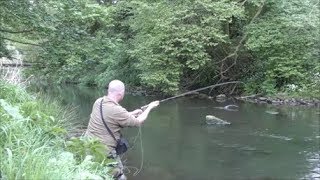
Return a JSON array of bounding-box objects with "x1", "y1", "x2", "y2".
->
[
  {"x1": 0, "y1": 28, "x2": 34, "y2": 34},
  {"x1": 1, "y1": 36, "x2": 41, "y2": 47},
  {"x1": 216, "y1": 0, "x2": 266, "y2": 79},
  {"x1": 239, "y1": 0, "x2": 248, "y2": 6}
]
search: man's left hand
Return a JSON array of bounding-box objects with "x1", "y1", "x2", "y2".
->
[{"x1": 130, "y1": 109, "x2": 143, "y2": 117}]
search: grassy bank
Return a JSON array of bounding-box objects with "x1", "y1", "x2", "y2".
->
[{"x1": 0, "y1": 81, "x2": 112, "y2": 179}]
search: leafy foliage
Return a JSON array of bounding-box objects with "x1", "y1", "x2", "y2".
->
[
  {"x1": 66, "y1": 136, "x2": 111, "y2": 164},
  {"x1": 245, "y1": 0, "x2": 320, "y2": 95},
  {"x1": 1, "y1": 0, "x2": 319, "y2": 97},
  {"x1": 0, "y1": 81, "x2": 112, "y2": 179},
  {"x1": 126, "y1": 0, "x2": 244, "y2": 93}
]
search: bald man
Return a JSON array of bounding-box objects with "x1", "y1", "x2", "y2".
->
[{"x1": 85, "y1": 80, "x2": 159, "y2": 179}]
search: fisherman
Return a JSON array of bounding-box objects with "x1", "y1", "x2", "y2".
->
[{"x1": 85, "y1": 80, "x2": 159, "y2": 180}]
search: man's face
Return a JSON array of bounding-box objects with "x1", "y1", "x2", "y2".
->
[{"x1": 118, "y1": 89, "x2": 125, "y2": 101}]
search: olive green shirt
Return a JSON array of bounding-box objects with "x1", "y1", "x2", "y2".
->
[{"x1": 85, "y1": 96, "x2": 140, "y2": 150}]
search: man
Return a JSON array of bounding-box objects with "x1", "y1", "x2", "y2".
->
[{"x1": 85, "y1": 80, "x2": 159, "y2": 179}]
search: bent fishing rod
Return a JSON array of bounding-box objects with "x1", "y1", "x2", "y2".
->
[{"x1": 141, "y1": 81, "x2": 243, "y2": 110}]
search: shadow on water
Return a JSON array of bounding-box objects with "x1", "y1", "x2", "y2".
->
[{"x1": 30, "y1": 84, "x2": 320, "y2": 180}]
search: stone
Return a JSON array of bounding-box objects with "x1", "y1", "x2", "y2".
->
[
  {"x1": 272, "y1": 100, "x2": 281, "y2": 105},
  {"x1": 205, "y1": 115, "x2": 231, "y2": 125},
  {"x1": 216, "y1": 94, "x2": 226, "y2": 98},
  {"x1": 266, "y1": 98, "x2": 273, "y2": 104},
  {"x1": 265, "y1": 110, "x2": 279, "y2": 115},
  {"x1": 198, "y1": 93, "x2": 209, "y2": 99},
  {"x1": 258, "y1": 97, "x2": 267, "y2": 101}
]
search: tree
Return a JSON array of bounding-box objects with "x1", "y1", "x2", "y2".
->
[{"x1": 245, "y1": 0, "x2": 320, "y2": 94}]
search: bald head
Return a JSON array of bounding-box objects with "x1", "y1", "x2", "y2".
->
[
  {"x1": 107, "y1": 80, "x2": 125, "y2": 102},
  {"x1": 108, "y1": 80, "x2": 125, "y2": 94}
]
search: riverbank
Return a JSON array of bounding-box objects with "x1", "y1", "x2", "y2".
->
[
  {"x1": 0, "y1": 81, "x2": 113, "y2": 179},
  {"x1": 236, "y1": 95, "x2": 320, "y2": 107},
  {"x1": 126, "y1": 83, "x2": 320, "y2": 108},
  {"x1": 24, "y1": 77, "x2": 320, "y2": 108},
  {"x1": 189, "y1": 92, "x2": 320, "y2": 108}
]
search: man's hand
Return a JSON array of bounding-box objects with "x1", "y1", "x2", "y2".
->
[
  {"x1": 148, "y1": 101, "x2": 160, "y2": 109},
  {"x1": 140, "y1": 101, "x2": 160, "y2": 111},
  {"x1": 130, "y1": 109, "x2": 143, "y2": 117}
]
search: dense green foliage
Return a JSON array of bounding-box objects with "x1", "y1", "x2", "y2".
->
[
  {"x1": 0, "y1": 81, "x2": 112, "y2": 179},
  {"x1": 1, "y1": 0, "x2": 319, "y2": 96},
  {"x1": 245, "y1": 0, "x2": 320, "y2": 96}
]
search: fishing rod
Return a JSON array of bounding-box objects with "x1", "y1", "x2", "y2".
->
[{"x1": 141, "y1": 81, "x2": 243, "y2": 110}]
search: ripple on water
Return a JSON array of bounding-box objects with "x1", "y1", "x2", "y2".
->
[
  {"x1": 210, "y1": 140, "x2": 272, "y2": 155},
  {"x1": 252, "y1": 131, "x2": 293, "y2": 141},
  {"x1": 302, "y1": 152, "x2": 320, "y2": 179}
]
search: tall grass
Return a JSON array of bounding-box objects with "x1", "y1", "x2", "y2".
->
[{"x1": 0, "y1": 81, "x2": 112, "y2": 180}]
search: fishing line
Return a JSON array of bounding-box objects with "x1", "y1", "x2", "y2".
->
[
  {"x1": 133, "y1": 126, "x2": 144, "y2": 176},
  {"x1": 125, "y1": 125, "x2": 144, "y2": 176}
]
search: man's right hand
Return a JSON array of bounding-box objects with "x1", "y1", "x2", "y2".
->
[
  {"x1": 148, "y1": 101, "x2": 160, "y2": 109},
  {"x1": 137, "y1": 101, "x2": 160, "y2": 123}
]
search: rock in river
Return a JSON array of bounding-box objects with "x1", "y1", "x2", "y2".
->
[{"x1": 205, "y1": 115, "x2": 231, "y2": 125}]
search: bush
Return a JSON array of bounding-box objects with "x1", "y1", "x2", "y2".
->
[
  {"x1": 245, "y1": 0, "x2": 319, "y2": 95},
  {"x1": 0, "y1": 81, "x2": 113, "y2": 179}
]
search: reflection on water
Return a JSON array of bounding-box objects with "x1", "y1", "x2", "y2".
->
[
  {"x1": 304, "y1": 152, "x2": 320, "y2": 179},
  {"x1": 30, "y1": 84, "x2": 320, "y2": 179}
]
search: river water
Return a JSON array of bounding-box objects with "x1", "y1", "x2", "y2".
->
[{"x1": 32, "y1": 85, "x2": 319, "y2": 179}]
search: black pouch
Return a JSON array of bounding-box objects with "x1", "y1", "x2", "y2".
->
[{"x1": 115, "y1": 137, "x2": 129, "y2": 155}]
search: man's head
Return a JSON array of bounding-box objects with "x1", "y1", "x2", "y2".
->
[{"x1": 107, "y1": 80, "x2": 125, "y2": 102}]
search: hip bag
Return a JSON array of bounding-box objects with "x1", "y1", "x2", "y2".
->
[{"x1": 100, "y1": 98, "x2": 129, "y2": 155}]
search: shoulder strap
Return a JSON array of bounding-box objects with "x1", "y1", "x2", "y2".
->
[{"x1": 100, "y1": 98, "x2": 117, "y2": 141}]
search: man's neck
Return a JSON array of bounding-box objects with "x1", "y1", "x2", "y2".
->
[{"x1": 106, "y1": 94, "x2": 119, "y2": 104}]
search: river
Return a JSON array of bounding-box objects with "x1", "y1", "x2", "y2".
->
[{"x1": 31, "y1": 84, "x2": 320, "y2": 179}]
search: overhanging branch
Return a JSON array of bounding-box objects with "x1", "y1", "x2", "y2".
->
[
  {"x1": 0, "y1": 28, "x2": 33, "y2": 34},
  {"x1": 1, "y1": 36, "x2": 41, "y2": 47},
  {"x1": 216, "y1": 0, "x2": 266, "y2": 79}
]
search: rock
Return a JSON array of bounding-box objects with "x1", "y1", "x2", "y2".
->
[
  {"x1": 247, "y1": 99, "x2": 255, "y2": 103},
  {"x1": 185, "y1": 91, "x2": 200, "y2": 96},
  {"x1": 224, "y1": 105, "x2": 239, "y2": 111},
  {"x1": 198, "y1": 93, "x2": 209, "y2": 99},
  {"x1": 205, "y1": 115, "x2": 231, "y2": 125},
  {"x1": 216, "y1": 98, "x2": 226, "y2": 103},
  {"x1": 185, "y1": 92, "x2": 200, "y2": 99},
  {"x1": 240, "y1": 95, "x2": 319, "y2": 107},
  {"x1": 216, "y1": 94, "x2": 226, "y2": 99},
  {"x1": 271, "y1": 99, "x2": 283, "y2": 105},
  {"x1": 259, "y1": 101, "x2": 267, "y2": 104},
  {"x1": 259, "y1": 97, "x2": 267, "y2": 101},
  {"x1": 307, "y1": 103, "x2": 313, "y2": 106},
  {"x1": 265, "y1": 111, "x2": 279, "y2": 115},
  {"x1": 133, "y1": 91, "x2": 144, "y2": 96},
  {"x1": 216, "y1": 94, "x2": 227, "y2": 102},
  {"x1": 214, "y1": 105, "x2": 239, "y2": 111},
  {"x1": 266, "y1": 98, "x2": 273, "y2": 104},
  {"x1": 297, "y1": 99, "x2": 307, "y2": 105}
]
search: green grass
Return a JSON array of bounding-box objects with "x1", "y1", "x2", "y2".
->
[{"x1": 0, "y1": 81, "x2": 112, "y2": 180}]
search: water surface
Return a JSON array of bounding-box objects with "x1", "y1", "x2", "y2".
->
[{"x1": 32, "y1": 85, "x2": 320, "y2": 179}]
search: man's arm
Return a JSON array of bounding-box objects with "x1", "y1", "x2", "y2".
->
[
  {"x1": 115, "y1": 101, "x2": 159, "y2": 127},
  {"x1": 136, "y1": 101, "x2": 159, "y2": 124},
  {"x1": 129, "y1": 109, "x2": 143, "y2": 117}
]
